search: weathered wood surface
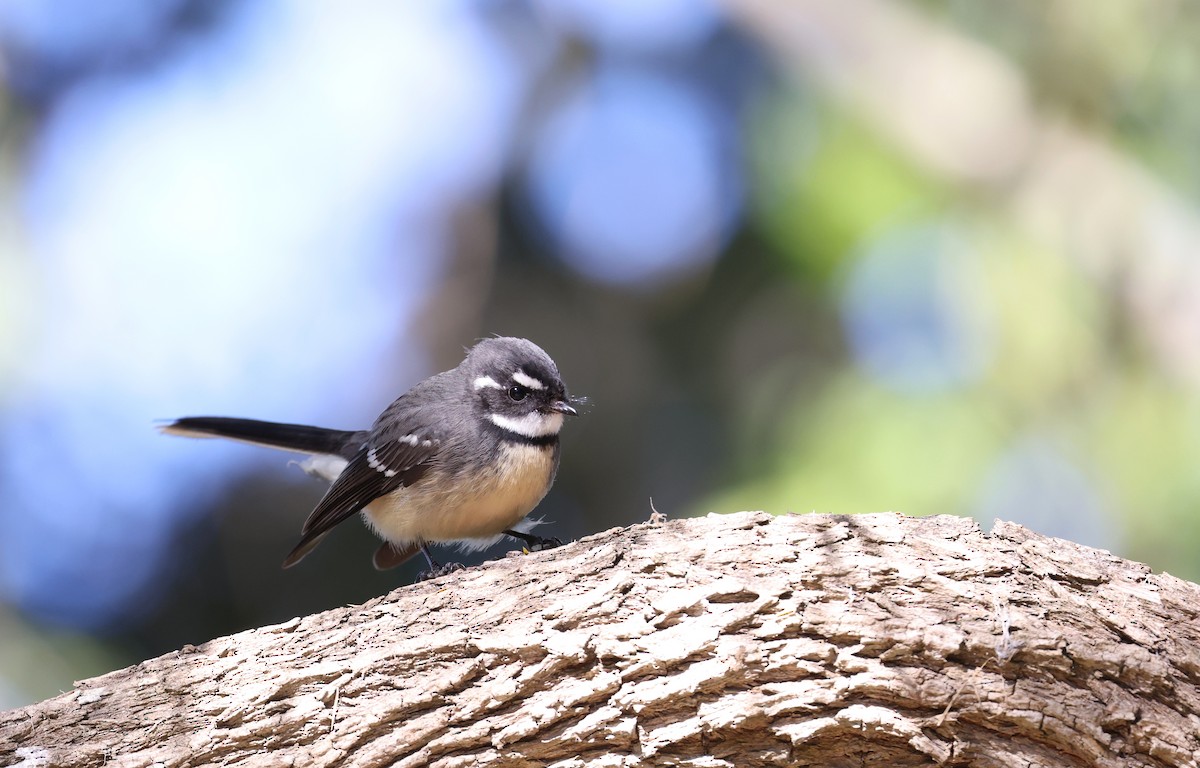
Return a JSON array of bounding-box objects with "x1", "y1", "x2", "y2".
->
[{"x1": 3, "y1": 511, "x2": 1199, "y2": 767}]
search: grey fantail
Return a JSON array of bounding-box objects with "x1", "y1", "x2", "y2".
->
[{"x1": 161, "y1": 337, "x2": 578, "y2": 578}]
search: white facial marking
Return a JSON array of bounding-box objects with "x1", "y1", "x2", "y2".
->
[
  {"x1": 473, "y1": 376, "x2": 503, "y2": 390},
  {"x1": 489, "y1": 411, "x2": 564, "y2": 438},
  {"x1": 512, "y1": 371, "x2": 544, "y2": 390},
  {"x1": 367, "y1": 447, "x2": 398, "y2": 478}
]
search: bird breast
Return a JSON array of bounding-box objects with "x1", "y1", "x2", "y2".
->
[{"x1": 361, "y1": 442, "x2": 558, "y2": 544}]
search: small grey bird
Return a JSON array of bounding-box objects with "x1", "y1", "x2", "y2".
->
[{"x1": 162, "y1": 337, "x2": 578, "y2": 578}]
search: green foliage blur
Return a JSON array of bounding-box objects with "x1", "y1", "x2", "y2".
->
[{"x1": 705, "y1": 1, "x2": 1200, "y2": 581}]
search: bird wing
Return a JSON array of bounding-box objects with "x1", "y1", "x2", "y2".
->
[{"x1": 281, "y1": 417, "x2": 442, "y2": 568}]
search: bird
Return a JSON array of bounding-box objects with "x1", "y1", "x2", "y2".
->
[{"x1": 161, "y1": 337, "x2": 578, "y2": 579}]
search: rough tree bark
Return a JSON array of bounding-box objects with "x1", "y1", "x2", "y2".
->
[{"x1": 3, "y1": 512, "x2": 1200, "y2": 767}]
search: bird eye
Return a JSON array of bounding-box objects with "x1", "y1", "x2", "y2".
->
[{"x1": 508, "y1": 385, "x2": 530, "y2": 402}]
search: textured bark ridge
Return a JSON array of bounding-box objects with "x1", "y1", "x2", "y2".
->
[{"x1": 3, "y1": 512, "x2": 1200, "y2": 767}]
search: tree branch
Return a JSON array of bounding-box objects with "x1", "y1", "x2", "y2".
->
[{"x1": 3, "y1": 512, "x2": 1199, "y2": 767}]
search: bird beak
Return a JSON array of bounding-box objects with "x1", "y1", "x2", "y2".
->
[{"x1": 549, "y1": 400, "x2": 578, "y2": 416}]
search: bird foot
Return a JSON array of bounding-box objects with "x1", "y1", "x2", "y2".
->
[
  {"x1": 524, "y1": 535, "x2": 564, "y2": 553},
  {"x1": 416, "y1": 561, "x2": 466, "y2": 582},
  {"x1": 504, "y1": 528, "x2": 565, "y2": 553}
]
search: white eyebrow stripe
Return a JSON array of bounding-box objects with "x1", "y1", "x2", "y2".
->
[
  {"x1": 473, "y1": 376, "x2": 503, "y2": 390},
  {"x1": 489, "y1": 411, "x2": 563, "y2": 438},
  {"x1": 512, "y1": 371, "x2": 545, "y2": 390}
]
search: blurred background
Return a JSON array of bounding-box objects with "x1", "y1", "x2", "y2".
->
[{"x1": 2, "y1": 0, "x2": 1200, "y2": 708}]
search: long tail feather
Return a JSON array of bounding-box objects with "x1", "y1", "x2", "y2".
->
[{"x1": 160, "y1": 417, "x2": 363, "y2": 459}]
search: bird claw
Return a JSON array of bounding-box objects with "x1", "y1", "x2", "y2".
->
[
  {"x1": 525, "y1": 536, "x2": 563, "y2": 553},
  {"x1": 415, "y1": 561, "x2": 466, "y2": 582}
]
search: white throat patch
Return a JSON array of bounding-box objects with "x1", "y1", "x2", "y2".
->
[{"x1": 489, "y1": 411, "x2": 564, "y2": 438}]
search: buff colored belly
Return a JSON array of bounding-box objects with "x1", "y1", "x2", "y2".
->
[{"x1": 361, "y1": 443, "x2": 556, "y2": 544}]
